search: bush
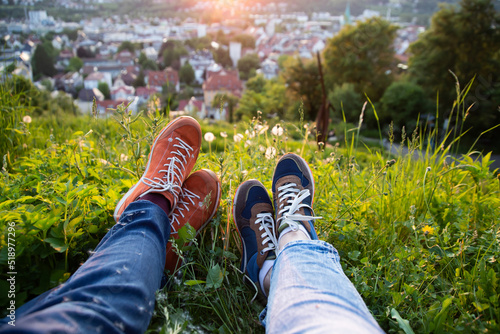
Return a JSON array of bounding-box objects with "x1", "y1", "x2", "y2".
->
[
  {"x1": 329, "y1": 83, "x2": 365, "y2": 123},
  {"x1": 380, "y1": 81, "x2": 432, "y2": 131}
]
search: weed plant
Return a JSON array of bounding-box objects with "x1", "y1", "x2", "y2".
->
[{"x1": 0, "y1": 79, "x2": 499, "y2": 333}]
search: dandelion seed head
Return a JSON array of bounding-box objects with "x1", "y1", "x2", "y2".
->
[
  {"x1": 234, "y1": 133, "x2": 244, "y2": 142},
  {"x1": 23, "y1": 115, "x2": 32, "y2": 123},
  {"x1": 204, "y1": 132, "x2": 215, "y2": 143},
  {"x1": 265, "y1": 147, "x2": 276, "y2": 159},
  {"x1": 220, "y1": 131, "x2": 227, "y2": 138},
  {"x1": 272, "y1": 124, "x2": 283, "y2": 136}
]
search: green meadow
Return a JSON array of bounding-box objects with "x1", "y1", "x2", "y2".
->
[{"x1": 1, "y1": 79, "x2": 499, "y2": 333}]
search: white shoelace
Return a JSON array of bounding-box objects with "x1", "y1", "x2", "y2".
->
[
  {"x1": 169, "y1": 188, "x2": 201, "y2": 234},
  {"x1": 255, "y1": 212, "x2": 278, "y2": 254},
  {"x1": 277, "y1": 183, "x2": 321, "y2": 231},
  {"x1": 141, "y1": 137, "x2": 194, "y2": 199}
]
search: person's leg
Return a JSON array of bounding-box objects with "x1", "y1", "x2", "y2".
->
[
  {"x1": 264, "y1": 153, "x2": 383, "y2": 333},
  {"x1": 2, "y1": 201, "x2": 169, "y2": 334},
  {"x1": 1, "y1": 116, "x2": 204, "y2": 333}
]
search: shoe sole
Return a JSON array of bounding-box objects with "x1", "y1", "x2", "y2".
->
[{"x1": 114, "y1": 116, "x2": 201, "y2": 222}]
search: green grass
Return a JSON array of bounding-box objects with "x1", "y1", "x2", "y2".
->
[{"x1": 1, "y1": 84, "x2": 499, "y2": 333}]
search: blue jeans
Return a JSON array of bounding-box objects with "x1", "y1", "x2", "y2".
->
[
  {"x1": 0, "y1": 201, "x2": 169, "y2": 333},
  {"x1": 2, "y1": 202, "x2": 383, "y2": 333},
  {"x1": 261, "y1": 240, "x2": 384, "y2": 333}
]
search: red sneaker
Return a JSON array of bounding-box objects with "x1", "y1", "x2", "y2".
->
[
  {"x1": 165, "y1": 169, "x2": 221, "y2": 273},
  {"x1": 114, "y1": 116, "x2": 201, "y2": 222}
]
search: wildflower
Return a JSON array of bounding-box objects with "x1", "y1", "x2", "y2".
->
[
  {"x1": 258, "y1": 124, "x2": 269, "y2": 134},
  {"x1": 259, "y1": 145, "x2": 266, "y2": 152},
  {"x1": 244, "y1": 140, "x2": 252, "y2": 148},
  {"x1": 98, "y1": 158, "x2": 109, "y2": 166},
  {"x1": 245, "y1": 129, "x2": 255, "y2": 138},
  {"x1": 204, "y1": 132, "x2": 215, "y2": 143},
  {"x1": 120, "y1": 154, "x2": 129, "y2": 162},
  {"x1": 265, "y1": 147, "x2": 276, "y2": 159},
  {"x1": 234, "y1": 133, "x2": 244, "y2": 142},
  {"x1": 422, "y1": 225, "x2": 434, "y2": 236},
  {"x1": 23, "y1": 115, "x2": 32, "y2": 124},
  {"x1": 22, "y1": 143, "x2": 27, "y2": 149},
  {"x1": 220, "y1": 132, "x2": 227, "y2": 138},
  {"x1": 272, "y1": 124, "x2": 283, "y2": 136}
]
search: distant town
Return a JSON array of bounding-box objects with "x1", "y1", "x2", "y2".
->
[{"x1": 1, "y1": 0, "x2": 426, "y2": 120}]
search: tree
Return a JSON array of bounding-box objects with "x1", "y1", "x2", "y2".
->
[
  {"x1": 380, "y1": 81, "x2": 432, "y2": 130},
  {"x1": 179, "y1": 62, "x2": 195, "y2": 85},
  {"x1": 237, "y1": 78, "x2": 291, "y2": 120},
  {"x1": 246, "y1": 74, "x2": 267, "y2": 94},
  {"x1": 408, "y1": 0, "x2": 500, "y2": 149},
  {"x1": 281, "y1": 56, "x2": 322, "y2": 120},
  {"x1": 62, "y1": 28, "x2": 78, "y2": 41},
  {"x1": 98, "y1": 82, "x2": 111, "y2": 100},
  {"x1": 118, "y1": 41, "x2": 136, "y2": 54},
  {"x1": 237, "y1": 53, "x2": 260, "y2": 80},
  {"x1": 233, "y1": 34, "x2": 256, "y2": 49},
  {"x1": 323, "y1": 17, "x2": 398, "y2": 101},
  {"x1": 212, "y1": 48, "x2": 232, "y2": 68},
  {"x1": 161, "y1": 41, "x2": 188, "y2": 70},
  {"x1": 32, "y1": 44, "x2": 57, "y2": 80},
  {"x1": 328, "y1": 83, "x2": 364, "y2": 123},
  {"x1": 212, "y1": 93, "x2": 239, "y2": 123},
  {"x1": 133, "y1": 71, "x2": 146, "y2": 88},
  {"x1": 66, "y1": 57, "x2": 83, "y2": 73}
]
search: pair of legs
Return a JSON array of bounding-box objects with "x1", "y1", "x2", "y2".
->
[
  {"x1": 1, "y1": 118, "x2": 383, "y2": 333},
  {"x1": 233, "y1": 154, "x2": 384, "y2": 333},
  {"x1": 1, "y1": 117, "x2": 221, "y2": 333}
]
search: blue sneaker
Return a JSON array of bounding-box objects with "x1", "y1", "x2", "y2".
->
[
  {"x1": 233, "y1": 180, "x2": 277, "y2": 300},
  {"x1": 272, "y1": 153, "x2": 321, "y2": 240}
]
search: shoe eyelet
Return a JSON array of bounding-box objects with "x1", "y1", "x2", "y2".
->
[{"x1": 260, "y1": 251, "x2": 265, "y2": 255}]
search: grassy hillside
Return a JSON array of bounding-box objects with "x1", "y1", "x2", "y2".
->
[{"x1": 0, "y1": 84, "x2": 499, "y2": 333}]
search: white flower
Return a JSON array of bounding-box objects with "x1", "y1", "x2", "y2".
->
[
  {"x1": 204, "y1": 132, "x2": 215, "y2": 143},
  {"x1": 245, "y1": 129, "x2": 255, "y2": 138},
  {"x1": 255, "y1": 124, "x2": 269, "y2": 135},
  {"x1": 23, "y1": 115, "x2": 32, "y2": 124},
  {"x1": 271, "y1": 124, "x2": 283, "y2": 136},
  {"x1": 259, "y1": 145, "x2": 266, "y2": 152},
  {"x1": 234, "y1": 133, "x2": 244, "y2": 142},
  {"x1": 265, "y1": 147, "x2": 276, "y2": 159},
  {"x1": 220, "y1": 131, "x2": 227, "y2": 138},
  {"x1": 120, "y1": 153, "x2": 129, "y2": 162},
  {"x1": 98, "y1": 158, "x2": 109, "y2": 165},
  {"x1": 244, "y1": 140, "x2": 252, "y2": 148}
]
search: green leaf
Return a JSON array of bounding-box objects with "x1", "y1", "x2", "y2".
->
[
  {"x1": 184, "y1": 280, "x2": 206, "y2": 286},
  {"x1": 391, "y1": 308, "x2": 415, "y2": 334},
  {"x1": 44, "y1": 237, "x2": 68, "y2": 253},
  {"x1": 206, "y1": 264, "x2": 224, "y2": 289},
  {"x1": 348, "y1": 250, "x2": 360, "y2": 261},
  {"x1": 176, "y1": 223, "x2": 196, "y2": 245}
]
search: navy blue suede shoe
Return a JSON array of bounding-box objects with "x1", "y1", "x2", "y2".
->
[
  {"x1": 233, "y1": 180, "x2": 277, "y2": 300},
  {"x1": 272, "y1": 153, "x2": 321, "y2": 240}
]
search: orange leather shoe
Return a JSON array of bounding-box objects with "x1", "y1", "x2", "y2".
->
[
  {"x1": 164, "y1": 169, "x2": 221, "y2": 274},
  {"x1": 114, "y1": 116, "x2": 201, "y2": 222}
]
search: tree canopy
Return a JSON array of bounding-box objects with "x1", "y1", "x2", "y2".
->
[
  {"x1": 408, "y1": 0, "x2": 500, "y2": 147},
  {"x1": 237, "y1": 53, "x2": 260, "y2": 80},
  {"x1": 32, "y1": 44, "x2": 57, "y2": 80},
  {"x1": 281, "y1": 56, "x2": 322, "y2": 120},
  {"x1": 179, "y1": 62, "x2": 195, "y2": 85},
  {"x1": 323, "y1": 17, "x2": 397, "y2": 101}
]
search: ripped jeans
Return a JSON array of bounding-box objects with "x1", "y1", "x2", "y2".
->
[{"x1": 0, "y1": 201, "x2": 168, "y2": 334}]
